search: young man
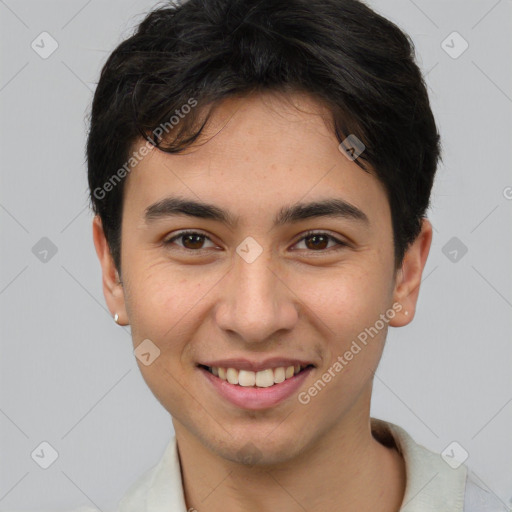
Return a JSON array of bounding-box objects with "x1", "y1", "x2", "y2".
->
[{"x1": 86, "y1": 0, "x2": 505, "y2": 510}]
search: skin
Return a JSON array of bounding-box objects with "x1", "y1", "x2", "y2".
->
[{"x1": 93, "y1": 91, "x2": 432, "y2": 512}]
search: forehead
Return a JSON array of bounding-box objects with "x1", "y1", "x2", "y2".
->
[{"x1": 123, "y1": 91, "x2": 390, "y2": 227}]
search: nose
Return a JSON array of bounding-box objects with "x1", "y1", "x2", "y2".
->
[{"x1": 214, "y1": 248, "x2": 299, "y2": 343}]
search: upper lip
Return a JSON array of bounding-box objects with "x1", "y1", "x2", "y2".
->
[{"x1": 198, "y1": 358, "x2": 316, "y2": 372}]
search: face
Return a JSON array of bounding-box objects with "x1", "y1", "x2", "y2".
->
[{"x1": 94, "y1": 91, "x2": 431, "y2": 465}]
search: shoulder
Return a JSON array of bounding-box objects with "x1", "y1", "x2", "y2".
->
[
  {"x1": 371, "y1": 418, "x2": 509, "y2": 512},
  {"x1": 47, "y1": 438, "x2": 184, "y2": 512},
  {"x1": 66, "y1": 507, "x2": 106, "y2": 512},
  {"x1": 9, "y1": 508, "x2": 105, "y2": 512},
  {"x1": 69, "y1": 509, "x2": 101, "y2": 512},
  {"x1": 463, "y1": 472, "x2": 509, "y2": 512}
]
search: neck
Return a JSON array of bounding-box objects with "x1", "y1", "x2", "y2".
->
[{"x1": 174, "y1": 407, "x2": 406, "y2": 512}]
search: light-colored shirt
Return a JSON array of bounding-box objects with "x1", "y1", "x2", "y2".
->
[{"x1": 70, "y1": 418, "x2": 507, "y2": 512}]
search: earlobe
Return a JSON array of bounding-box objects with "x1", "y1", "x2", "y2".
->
[
  {"x1": 389, "y1": 218, "x2": 433, "y2": 327},
  {"x1": 92, "y1": 215, "x2": 128, "y2": 325}
]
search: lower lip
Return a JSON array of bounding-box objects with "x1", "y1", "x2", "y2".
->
[{"x1": 199, "y1": 366, "x2": 314, "y2": 410}]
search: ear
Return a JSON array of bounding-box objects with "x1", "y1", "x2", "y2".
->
[
  {"x1": 389, "y1": 218, "x2": 433, "y2": 327},
  {"x1": 92, "y1": 215, "x2": 128, "y2": 325}
]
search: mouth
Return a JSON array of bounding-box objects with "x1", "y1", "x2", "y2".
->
[
  {"x1": 197, "y1": 362, "x2": 315, "y2": 410},
  {"x1": 198, "y1": 363, "x2": 314, "y2": 388}
]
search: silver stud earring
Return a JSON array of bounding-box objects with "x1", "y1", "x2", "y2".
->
[
  {"x1": 114, "y1": 313, "x2": 119, "y2": 324},
  {"x1": 404, "y1": 311, "x2": 409, "y2": 316}
]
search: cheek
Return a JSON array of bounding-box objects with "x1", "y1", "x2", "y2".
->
[
  {"x1": 302, "y1": 262, "x2": 391, "y2": 334},
  {"x1": 126, "y1": 274, "x2": 189, "y2": 341},
  {"x1": 124, "y1": 268, "x2": 202, "y2": 412},
  {"x1": 297, "y1": 274, "x2": 391, "y2": 417},
  {"x1": 124, "y1": 261, "x2": 223, "y2": 354},
  {"x1": 297, "y1": 258, "x2": 393, "y2": 390}
]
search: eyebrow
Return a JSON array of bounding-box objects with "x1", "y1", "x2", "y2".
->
[{"x1": 144, "y1": 196, "x2": 369, "y2": 228}]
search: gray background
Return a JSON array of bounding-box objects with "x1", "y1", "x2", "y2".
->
[{"x1": 1, "y1": 0, "x2": 511, "y2": 510}]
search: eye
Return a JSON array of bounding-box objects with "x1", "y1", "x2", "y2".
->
[
  {"x1": 164, "y1": 230, "x2": 216, "y2": 251},
  {"x1": 163, "y1": 230, "x2": 347, "y2": 252},
  {"x1": 293, "y1": 230, "x2": 347, "y2": 252}
]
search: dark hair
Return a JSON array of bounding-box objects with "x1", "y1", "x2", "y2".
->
[{"x1": 87, "y1": 0, "x2": 441, "y2": 274}]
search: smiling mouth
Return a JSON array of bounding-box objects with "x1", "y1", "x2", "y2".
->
[{"x1": 198, "y1": 364, "x2": 314, "y2": 388}]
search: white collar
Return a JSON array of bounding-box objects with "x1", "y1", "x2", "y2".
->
[
  {"x1": 118, "y1": 418, "x2": 467, "y2": 512},
  {"x1": 372, "y1": 418, "x2": 467, "y2": 511}
]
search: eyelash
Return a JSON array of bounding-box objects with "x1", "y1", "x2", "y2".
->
[{"x1": 163, "y1": 230, "x2": 348, "y2": 253}]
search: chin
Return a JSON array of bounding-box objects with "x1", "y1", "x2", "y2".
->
[{"x1": 205, "y1": 429, "x2": 309, "y2": 467}]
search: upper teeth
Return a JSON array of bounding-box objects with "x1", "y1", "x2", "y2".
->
[{"x1": 211, "y1": 365, "x2": 304, "y2": 387}]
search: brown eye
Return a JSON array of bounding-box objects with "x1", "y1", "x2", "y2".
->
[
  {"x1": 294, "y1": 231, "x2": 347, "y2": 252},
  {"x1": 181, "y1": 233, "x2": 205, "y2": 249},
  {"x1": 304, "y1": 234, "x2": 329, "y2": 250},
  {"x1": 164, "y1": 231, "x2": 215, "y2": 250}
]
